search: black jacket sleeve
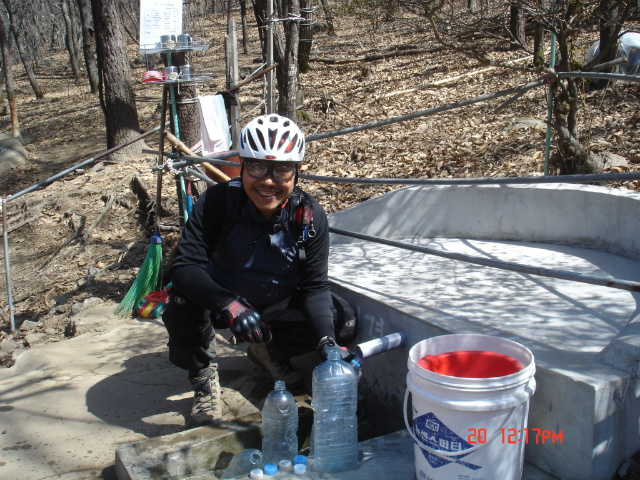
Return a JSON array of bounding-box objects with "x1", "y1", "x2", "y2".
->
[{"x1": 170, "y1": 185, "x2": 237, "y2": 311}]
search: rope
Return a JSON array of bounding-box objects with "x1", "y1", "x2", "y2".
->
[{"x1": 298, "y1": 171, "x2": 640, "y2": 185}]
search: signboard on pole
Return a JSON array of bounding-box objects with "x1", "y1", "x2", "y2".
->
[{"x1": 139, "y1": 0, "x2": 182, "y2": 50}]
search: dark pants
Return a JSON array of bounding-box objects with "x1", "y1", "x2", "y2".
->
[{"x1": 162, "y1": 290, "x2": 356, "y2": 375}]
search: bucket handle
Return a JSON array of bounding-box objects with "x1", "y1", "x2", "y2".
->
[{"x1": 403, "y1": 390, "x2": 521, "y2": 457}]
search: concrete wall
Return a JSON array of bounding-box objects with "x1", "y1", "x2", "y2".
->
[{"x1": 329, "y1": 183, "x2": 640, "y2": 261}]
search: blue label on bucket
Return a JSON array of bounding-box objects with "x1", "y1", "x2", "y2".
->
[{"x1": 413, "y1": 412, "x2": 481, "y2": 471}]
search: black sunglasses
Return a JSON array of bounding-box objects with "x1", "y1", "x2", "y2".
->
[{"x1": 243, "y1": 160, "x2": 297, "y2": 182}]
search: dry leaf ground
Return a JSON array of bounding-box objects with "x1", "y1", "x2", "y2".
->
[{"x1": 0, "y1": 12, "x2": 638, "y2": 367}]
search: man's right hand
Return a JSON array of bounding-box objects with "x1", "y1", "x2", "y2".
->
[{"x1": 222, "y1": 298, "x2": 270, "y2": 343}]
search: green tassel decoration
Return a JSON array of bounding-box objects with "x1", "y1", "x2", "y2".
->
[{"x1": 114, "y1": 233, "x2": 163, "y2": 317}]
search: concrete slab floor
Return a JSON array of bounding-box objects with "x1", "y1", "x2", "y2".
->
[{"x1": 114, "y1": 425, "x2": 559, "y2": 480}]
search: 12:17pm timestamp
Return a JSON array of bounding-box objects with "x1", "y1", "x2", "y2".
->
[{"x1": 468, "y1": 428, "x2": 563, "y2": 444}]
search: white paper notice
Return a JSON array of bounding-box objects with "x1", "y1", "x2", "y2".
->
[{"x1": 139, "y1": 0, "x2": 183, "y2": 49}]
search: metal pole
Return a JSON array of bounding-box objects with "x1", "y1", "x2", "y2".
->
[
  {"x1": 185, "y1": 167, "x2": 216, "y2": 186},
  {"x1": 166, "y1": 52, "x2": 180, "y2": 140},
  {"x1": 146, "y1": 150, "x2": 640, "y2": 186},
  {"x1": 2, "y1": 197, "x2": 15, "y2": 332},
  {"x1": 299, "y1": 171, "x2": 640, "y2": 185},
  {"x1": 266, "y1": 0, "x2": 274, "y2": 113},
  {"x1": 557, "y1": 71, "x2": 640, "y2": 83},
  {"x1": 228, "y1": 20, "x2": 240, "y2": 147},
  {"x1": 329, "y1": 227, "x2": 640, "y2": 293}
]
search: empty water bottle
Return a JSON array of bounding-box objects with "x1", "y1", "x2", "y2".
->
[
  {"x1": 262, "y1": 380, "x2": 298, "y2": 464},
  {"x1": 220, "y1": 449, "x2": 263, "y2": 479},
  {"x1": 311, "y1": 348, "x2": 359, "y2": 472}
]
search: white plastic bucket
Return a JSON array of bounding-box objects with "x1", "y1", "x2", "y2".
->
[{"x1": 404, "y1": 334, "x2": 536, "y2": 480}]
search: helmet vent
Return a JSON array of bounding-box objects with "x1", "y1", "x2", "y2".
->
[
  {"x1": 247, "y1": 131, "x2": 259, "y2": 152},
  {"x1": 256, "y1": 129, "x2": 266, "y2": 150},
  {"x1": 268, "y1": 128, "x2": 277, "y2": 150},
  {"x1": 284, "y1": 133, "x2": 297, "y2": 153}
]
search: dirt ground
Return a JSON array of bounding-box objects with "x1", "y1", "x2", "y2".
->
[{"x1": 0, "y1": 11, "x2": 639, "y2": 476}]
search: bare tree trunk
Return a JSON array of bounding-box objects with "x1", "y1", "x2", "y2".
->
[
  {"x1": 509, "y1": 0, "x2": 525, "y2": 49},
  {"x1": 598, "y1": 0, "x2": 624, "y2": 64},
  {"x1": 318, "y1": 0, "x2": 335, "y2": 36},
  {"x1": 75, "y1": 0, "x2": 99, "y2": 94},
  {"x1": 68, "y1": 0, "x2": 84, "y2": 70},
  {"x1": 119, "y1": 0, "x2": 140, "y2": 44},
  {"x1": 240, "y1": 0, "x2": 249, "y2": 53},
  {"x1": 0, "y1": 14, "x2": 20, "y2": 138},
  {"x1": 550, "y1": 24, "x2": 590, "y2": 174},
  {"x1": 165, "y1": 51, "x2": 200, "y2": 149},
  {"x1": 468, "y1": 0, "x2": 478, "y2": 14},
  {"x1": 90, "y1": 0, "x2": 143, "y2": 160},
  {"x1": 61, "y1": 0, "x2": 82, "y2": 79},
  {"x1": 2, "y1": 0, "x2": 44, "y2": 98},
  {"x1": 252, "y1": 0, "x2": 299, "y2": 117},
  {"x1": 298, "y1": 0, "x2": 313, "y2": 73},
  {"x1": 532, "y1": 0, "x2": 545, "y2": 67},
  {"x1": 276, "y1": 0, "x2": 299, "y2": 118},
  {"x1": 51, "y1": 21, "x2": 61, "y2": 50}
]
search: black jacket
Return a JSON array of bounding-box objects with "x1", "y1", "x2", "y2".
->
[{"x1": 170, "y1": 179, "x2": 335, "y2": 342}]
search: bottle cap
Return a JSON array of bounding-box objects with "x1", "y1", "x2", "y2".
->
[
  {"x1": 250, "y1": 468, "x2": 264, "y2": 479},
  {"x1": 278, "y1": 459, "x2": 293, "y2": 471},
  {"x1": 293, "y1": 455, "x2": 307, "y2": 465},
  {"x1": 293, "y1": 463, "x2": 307, "y2": 474},
  {"x1": 264, "y1": 463, "x2": 278, "y2": 476}
]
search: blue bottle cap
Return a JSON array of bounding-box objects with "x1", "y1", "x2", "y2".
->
[
  {"x1": 293, "y1": 455, "x2": 307, "y2": 465},
  {"x1": 264, "y1": 463, "x2": 278, "y2": 476}
]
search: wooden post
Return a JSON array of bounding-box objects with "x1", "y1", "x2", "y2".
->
[{"x1": 226, "y1": 20, "x2": 240, "y2": 147}]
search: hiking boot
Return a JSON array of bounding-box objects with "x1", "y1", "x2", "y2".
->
[
  {"x1": 189, "y1": 364, "x2": 222, "y2": 423},
  {"x1": 247, "y1": 342, "x2": 304, "y2": 387}
]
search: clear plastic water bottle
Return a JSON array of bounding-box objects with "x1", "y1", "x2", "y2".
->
[
  {"x1": 261, "y1": 380, "x2": 298, "y2": 464},
  {"x1": 311, "y1": 348, "x2": 359, "y2": 472},
  {"x1": 220, "y1": 449, "x2": 263, "y2": 479}
]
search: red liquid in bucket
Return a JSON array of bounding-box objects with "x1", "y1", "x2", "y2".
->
[{"x1": 418, "y1": 350, "x2": 522, "y2": 378}]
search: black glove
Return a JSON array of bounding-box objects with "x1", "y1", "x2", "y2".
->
[
  {"x1": 317, "y1": 336, "x2": 353, "y2": 361},
  {"x1": 222, "y1": 297, "x2": 271, "y2": 343},
  {"x1": 318, "y1": 336, "x2": 361, "y2": 379}
]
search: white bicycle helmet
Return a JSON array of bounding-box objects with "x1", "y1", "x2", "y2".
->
[{"x1": 239, "y1": 114, "x2": 305, "y2": 163}]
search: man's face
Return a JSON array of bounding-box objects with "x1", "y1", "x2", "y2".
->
[{"x1": 242, "y1": 159, "x2": 298, "y2": 219}]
